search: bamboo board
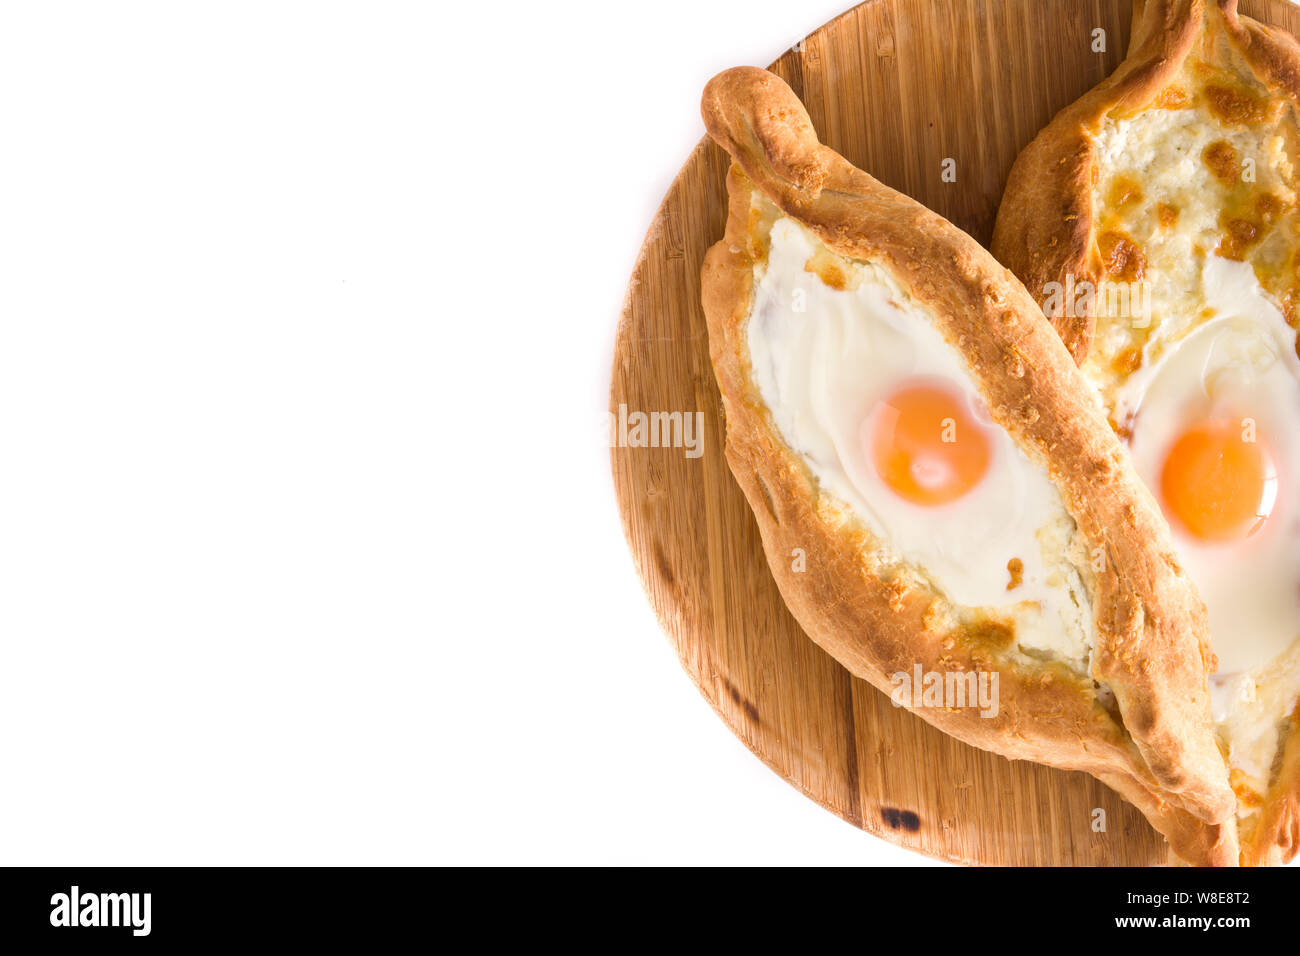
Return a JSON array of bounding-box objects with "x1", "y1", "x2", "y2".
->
[{"x1": 609, "y1": 0, "x2": 1300, "y2": 865}]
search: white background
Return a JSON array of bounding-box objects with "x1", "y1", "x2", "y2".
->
[{"x1": 0, "y1": 1, "x2": 1284, "y2": 866}]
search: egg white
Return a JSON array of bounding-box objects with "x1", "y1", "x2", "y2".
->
[
  {"x1": 1116, "y1": 257, "x2": 1300, "y2": 778},
  {"x1": 747, "y1": 216, "x2": 1093, "y2": 670},
  {"x1": 1093, "y1": 95, "x2": 1300, "y2": 790}
]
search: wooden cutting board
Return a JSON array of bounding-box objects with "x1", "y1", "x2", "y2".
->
[{"x1": 610, "y1": 0, "x2": 1300, "y2": 866}]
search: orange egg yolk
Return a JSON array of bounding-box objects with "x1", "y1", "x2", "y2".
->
[
  {"x1": 868, "y1": 382, "x2": 992, "y2": 506},
  {"x1": 1159, "y1": 420, "x2": 1276, "y2": 543}
]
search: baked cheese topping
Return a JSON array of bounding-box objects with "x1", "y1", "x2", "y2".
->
[{"x1": 1089, "y1": 50, "x2": 1300, "y2": 808}]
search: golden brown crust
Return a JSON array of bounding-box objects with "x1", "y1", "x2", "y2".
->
[
  {"x1": 992, "y1": 0, "x2": 1300, "y2": 865},
  {"x1": 1098, "y1": 769, "x2": 1238, "y2": 867},
  {"x1": 700, "y1": 66, "x2": 1235, "y2": 862},
  {"x1": 990, "y1": 0, "x2": 1202, "y2": 362}
]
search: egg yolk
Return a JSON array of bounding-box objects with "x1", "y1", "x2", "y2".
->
[
  {"x1": 1159, "y1": 420, "x2": 1276, "y2": 542},
  {"x1": 868, "y1": 382, "x2": 992, "y2": 506}
]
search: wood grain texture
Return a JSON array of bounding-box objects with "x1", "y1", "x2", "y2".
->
[{"x1": 609, "y1": 0, "x2": 1300, "y2": 865}]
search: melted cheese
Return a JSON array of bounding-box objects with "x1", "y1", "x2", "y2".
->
[{"x1": 1090, "y1": 70, "x2": 1300, "y2": 806}]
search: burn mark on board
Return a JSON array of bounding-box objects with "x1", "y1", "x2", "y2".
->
[
  {"x1": 881, "y1": 807, "x2": 922, "y2": 832},
  {"x1": 721, "y1": 676, "x2": 762, "y2": 728}
]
